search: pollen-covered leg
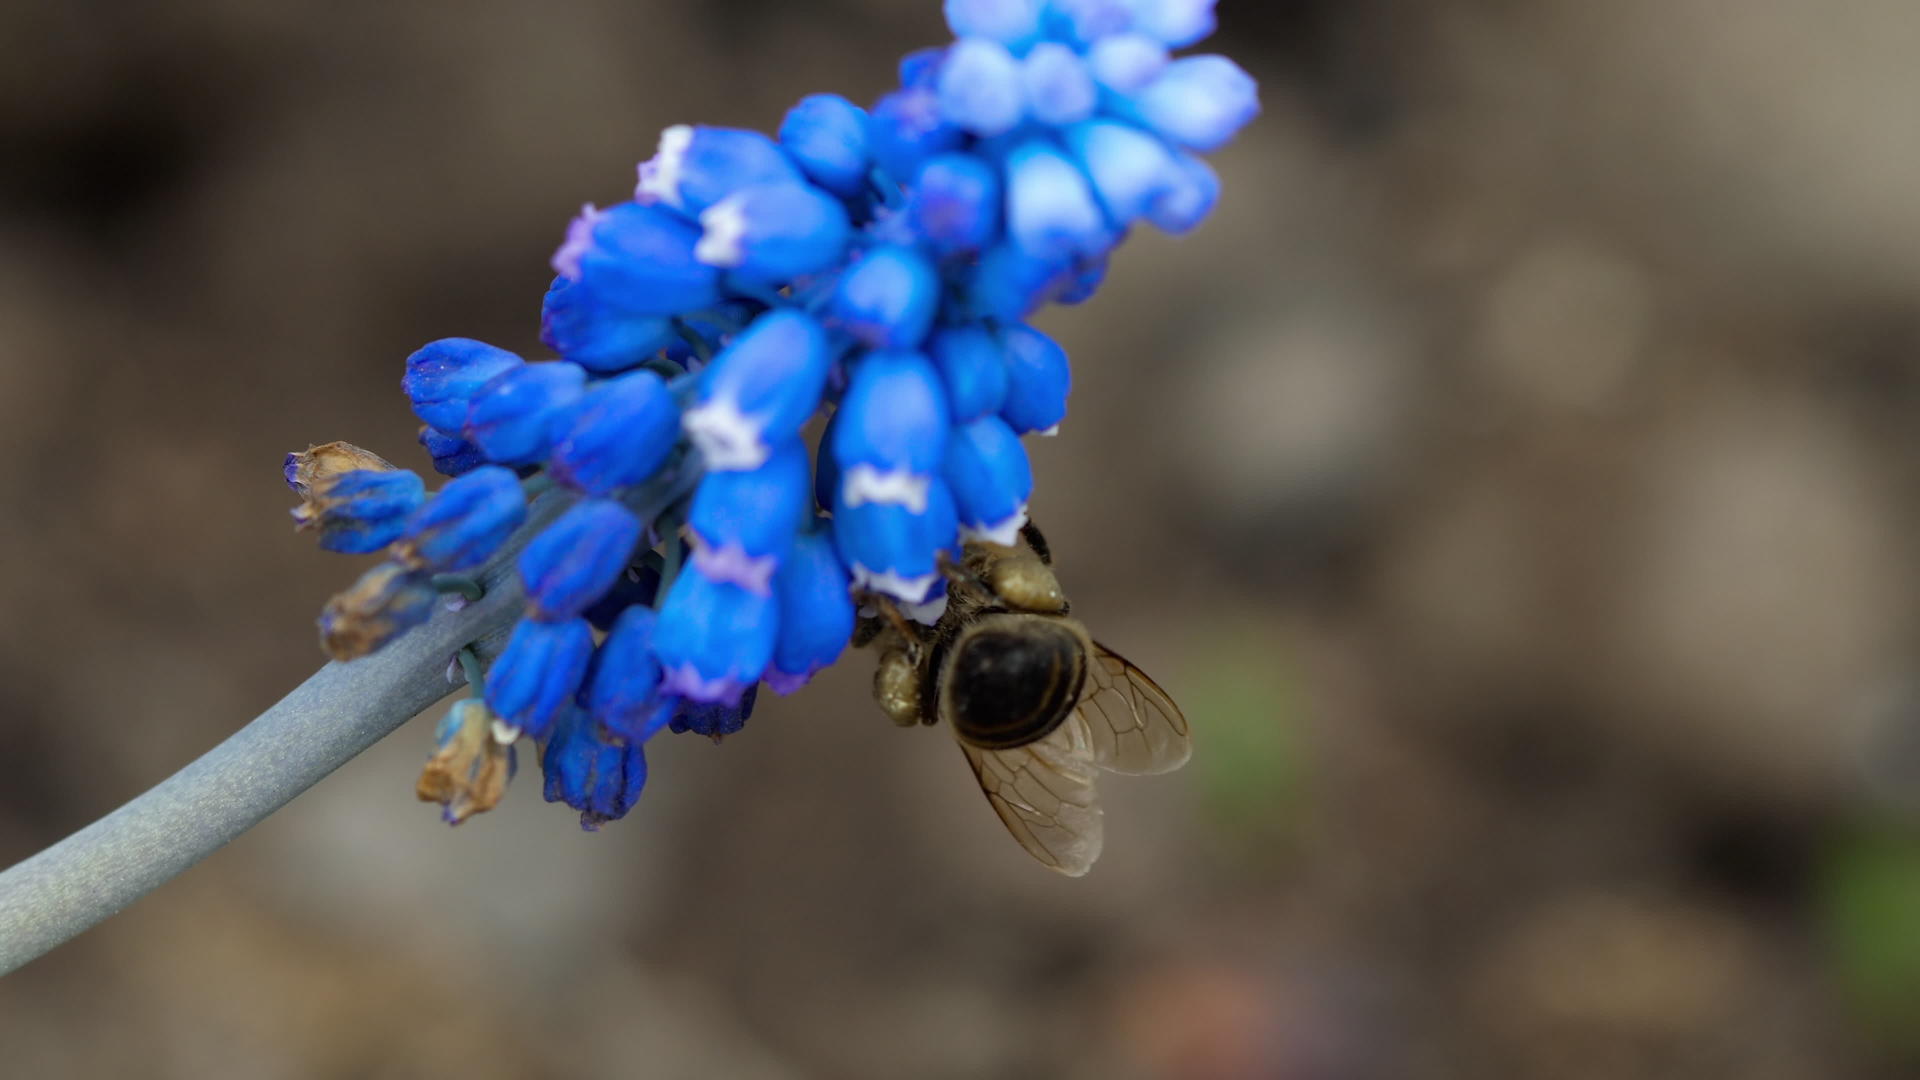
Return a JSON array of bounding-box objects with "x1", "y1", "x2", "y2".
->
[{"x1": 872, "y1": 646, "x2": 925, "y2": 727}]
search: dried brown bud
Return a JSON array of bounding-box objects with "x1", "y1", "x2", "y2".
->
[
  {"x1": 417, "y1": 699, "x2": 515, "y2": 824},
  {"x1": 318, "y1": 562, "x2": 437, "y2": 661}
]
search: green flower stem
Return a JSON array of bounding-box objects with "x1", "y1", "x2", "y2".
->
[{"x1": 0, "y1": 461, "x2": 698, "y2": 975}]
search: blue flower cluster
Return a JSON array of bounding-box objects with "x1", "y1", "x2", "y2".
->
[{"x1": 287, "y1": 0, "x2": 1255, "y2": 830}]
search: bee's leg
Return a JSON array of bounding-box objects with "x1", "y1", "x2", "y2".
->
[
  {"x1": 872, "y1": 646, "x2": 925, "y2": 727},
  {"x1": 1020, "y1": 520, "x2": 1053, "y2": 565},
  {"x1": 939, "y1": 550, "x2": 994, "y2": 600},
  {"x1": 852, "y1": 614, "x2": 887, "y2": 649}
]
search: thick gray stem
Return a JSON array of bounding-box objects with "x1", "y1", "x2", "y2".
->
[{"x1": 0, "y1": 490, "x2": 566, "y2": 975}]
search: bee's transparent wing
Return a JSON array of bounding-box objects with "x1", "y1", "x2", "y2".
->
[
  {"x1": 960, "y1": 720, "x2": 1105, "y2": 876},
  {"x1": 1077, "y1": 641, "x2": 1192, "y2": 775}
]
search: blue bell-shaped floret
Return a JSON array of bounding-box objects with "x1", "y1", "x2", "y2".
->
[
  {"x1": 464, "y1": 362, "x2": 588, "y2": 466},
  {"x1": 1122, "y1": 55, "x2": 1259, "y2": 152},
  {"x1": 943, "y1": 415, "x2": 1033, "y2": 546},
  {"x1": 1005, "y1": 140, "x2": 1114, "y2": 263},
  {"x1": 694, "y1": 182, "x2": 852, "y2": 281},
  {"x1": 417, "y1": 426, "x2": 486, "y2": 477},
  {"x1": 485, "y1": 616, "x2": 595, "y2": 740},
  {"x1": 687, "y1": 439, "x2": 812, "y2": 595},
  {"x1": 403, "y1": 338, "x2": 525, "y2": 434},
  {"x1": 518, "y1": 499, "x2": 645, "y2": 622},
  {"x1": 832, "y1": 476, "x2": 959, "y2": 605},
  {"x1": 541, "y1": 707, "x2": 649, "y2": 830},
  {"x1": 393, "y1": 465, "x2": 527, "y2": 573},
  {"x1": 1086, "y1": 32, "x2": 1169, "y2": 93},
  {"x1": 682, "y1": 310, "x2": 832, "y2": 471},
  {"x1": 908, "y1": 153, "x2": 1002, "y2": 256},
  {"x1": 1021, "y1": 43, "x2": 1097, "y2": 126},
  {"x1": 584, "y1": 606, "x2": 675, "y2": 742},
  {"x1": 868, "y1": 87, "x2": 964, "y2": 184},
  {"x1": 548, "y1": 371, "x2": 680, "y2": 497},
  {"x1": 943, "y1": 0, "x2": 1044, "y2": 49},
  {"x1": 539, "y1": 274, "x2": 679, "y2": 374},
  {"x1": 635, "y1": 125, "x2": 802, "y2": 215},
  {"x1": 936, "y1": 38, "x2": 1026, "y2": 137},
  {"x1": 831, "y1": 350, "x2": 950, "y2": 513},
  {"x1": 552, "y1": 202, "x2": 723, "y2": 317},
  {"x1": 929, "y1": 325, "x2": 1010, "y2": 423},
  {"x1": 780, "y1": 94, "x2": 873, "y2": 198},
  {"x1": 765, "y1": 526, "x2": 857, "y2": 695},
  {"x1": 830, "y1": 246, "x2": 941, "y2": 350},
  {"x1": 653, "y1": 568, "x2": 778, "y2": 705},
  {"x1": 999, "y1": 323, "x2": 1071, "y2": 435},
  {"x1": 1145, "y1": 151, "x2": 1218, "y2": 234}
]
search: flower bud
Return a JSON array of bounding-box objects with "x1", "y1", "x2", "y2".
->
[
  {"x1": 403, "y1": 339, "x2": 524, "y2": 433},
  {"x1": 1129, "y1": 0, "x2": 1218, "y2": 49},
  {"x1": 831, "y1": 246, "x2": 940, "y2": 350},
  {"x1": 667, "y1": 684, "x2": 760, "y2": 739},
  {"x1": 1125, "y1": 55, "x2": 1259, "y2": 152},
  {"x1": 464, "y1": 362, "x2": 588, "y2": 466},
  {"x1": 542, "y1": 707, "x2": 649, "y2": 830},
  {"x1": 418, "y1": 426, "x2": 486, "y2": 477},
  {"x1": 831, "y1": 350, "x2": 950, "y2": 511},
  {"x1": 687, "y1": 440, "x2": 812, "y2": 595},
  {"x1": 584, "y1": 606, "x2": 674, "y2": 741},
  {"x1": 552, "y1": 202, "x2": 722, "y2": 317},
  {"x1": 653, "y1": 569, "x2": 778, "y2": 705},
  {"x1": 539, "y1": 274, "x2": 679, "y2": 374},
  {"x1": 694, "y1": 182, "x2": 852, "y2": 281},
  {"x1": 292, "y1": 468, "x2": 426, "y2": 555},
  {"x1": 1087, "y1": 33, "x2": 1169, "y2": 93},
  {"x1": 779, "y1": 94, "x2": 872, "y2": 198},
  {"x1": 518, "y1": 500, "x2": 644, "y2": 621},
  {"x1": 929, "y1": 325, "x2": 1010, "y2": 422},
  {"x1": 832, "y1": 477, "x2": 959, "y2": 604},
  {"x1": 909, "y1": 153, "x2": 1002, "y2": 256},
  {"x1": 1067, "y1": 120, "x2": 1182, "y2": 225},
  {"x1": 1145, "y1": 151, "x2": 1218, "y2": 234},
  {"x1": 318, "y1": 561, "x2": 437, "y2": 660},
  {"x1": 1021, "y1": 43, "x2": 1097, "y2": 126},
  {"x1": 943, "y1": 0, "x2": 1043, "y2": 48},
  {"x1": 417, "y1": 698, "x2": 517, "y2": 825},
  {"x1": 548, "y1": 371, "x2": 680, "y2": 497},
  {"x1": 485, "y1": 616, "x2": 595, "y2": 740},
  {"x1": 1006, "y1": 140, "x2": 1114, "y2": 263},
  {"x1": 286, "y1": 443, "x2": 426, "y2": 553},
  {"x1": 936, "y1": 38, "x2": 1025, "y2": 137},
  {"x1": 682, "y1": 310, "x2": 831, "y2": 471},
  {"x1": 868, "y1": 88, "x2": 963, "y2": 183},
  {"x1": 944, "y1": 415, "x2": 1033, "y2": 545},
  {"x1": 393, "y1": 465, "x2": 528, "y2": 573},
  {"x1": 999, "y1": 324, "x2": 1071, "y2": 435},
  {"x1": 636, "y1": 125, "x2": 801, "y2": 215},
  {"x1": 766, "y1": 527, "x2": 856, "y2": 694}
]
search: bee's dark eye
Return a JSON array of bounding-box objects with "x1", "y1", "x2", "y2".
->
[{"x1": 947, "y1": 622, "x2": 1086, "y2": 749}]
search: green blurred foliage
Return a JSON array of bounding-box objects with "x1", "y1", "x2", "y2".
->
[
  {"x1": 1178, "y1": 628, "x2": 1306, "y2": 866},
  {"x1": 1818, "y1": 820, "x2": 1920, "y2": 1054}
]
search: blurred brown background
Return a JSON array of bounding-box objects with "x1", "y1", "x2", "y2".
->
[{"x1": 5, "y1": 1, "x2": 1920, "y2": 1076}]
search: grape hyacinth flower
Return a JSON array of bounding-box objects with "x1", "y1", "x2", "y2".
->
[{"x1": 275, "y1": 0, "x2": 1254, "y2": 832}]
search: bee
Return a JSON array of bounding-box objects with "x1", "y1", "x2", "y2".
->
[{"x1": 859, "y1": 523, "x2": 1191, "y2": 876}]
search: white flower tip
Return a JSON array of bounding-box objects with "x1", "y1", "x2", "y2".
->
[
  {"x1": 683, "y1": 397, "x2": 772, "y2": 471},
  {"x1": 490, "y1": 720, "x2": 523, "y2": 745},
  {"x1": 636, "y1": 124, "x2": 694, "y2": 206},
  {"x1": 841, "y1": 464, "x2": 931, "y2": 514},
  {"x1": 694, "y1": 196, "x2": 749, "y2": 268},
  {"x1": 960, "y1": 504, "x2": 1028, "y2": 548},
  {"x1": 853, "y1": 564, "x2": 941, "y2": 605}
]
